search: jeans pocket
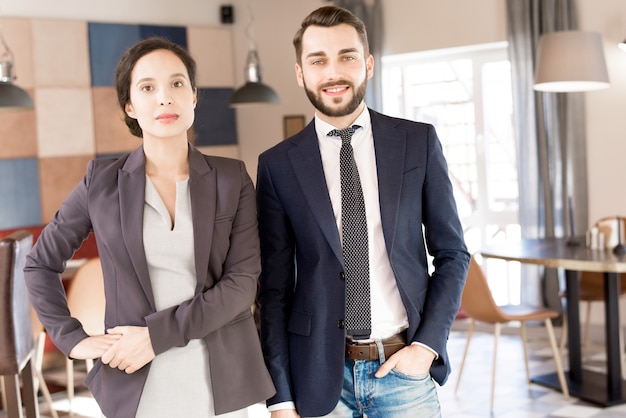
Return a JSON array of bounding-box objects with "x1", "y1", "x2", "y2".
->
[{"x1": 389, "y1": 368, "x2": 430, "y2": 381}]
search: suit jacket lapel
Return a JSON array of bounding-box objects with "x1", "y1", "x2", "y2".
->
[
  {"x1": 118, "y1": 147, "x2": 156, "y2": 311},
  {"x1": 371, "y1": 111, "x2": 405, "y2": 257},
  {"x1": 288, "y1": 123, "x2": 343, "y2": 264},
  {"x1": 188, "y1": 146, "x2": 215, "y2": 291}
]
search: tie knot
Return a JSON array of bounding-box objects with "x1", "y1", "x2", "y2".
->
[{"x1": 328, "y1": 125, "x2": 360, "y2": 145}]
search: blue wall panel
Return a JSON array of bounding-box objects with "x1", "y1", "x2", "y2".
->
[
  {"x1": 194, "y1": 88, "x2": 237, "y2": 146},
  {"x1": 88, "y1": 23, "x2": 142, "y2": 86},
  {"x1": 0, "y1": 159, "x2": 42, "y2": 229}
]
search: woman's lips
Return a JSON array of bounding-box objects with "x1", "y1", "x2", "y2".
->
[{"x1": 156, "y1": 113, "x2": 179, "y2": 123}]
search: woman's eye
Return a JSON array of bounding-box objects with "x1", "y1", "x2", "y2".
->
[
  {"x1": 173, "y1": 80, "x2": 184, "y2": 88},
  {"x1": 140, "y1": 85, "x2": 153, "y2": 92}
]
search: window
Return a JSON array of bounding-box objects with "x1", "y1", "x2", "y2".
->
[{"x1": 382, "y1": 42, "x2": 521, "y2": 304}]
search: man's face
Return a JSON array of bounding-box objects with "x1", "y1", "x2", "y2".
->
[{"x1": 295, "y1": 24, "x2": 373, "y2": 120}]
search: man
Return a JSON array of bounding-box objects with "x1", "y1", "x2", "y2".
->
[{"x1": 256, "y1": 6, "x2": 469, "y2": 417}]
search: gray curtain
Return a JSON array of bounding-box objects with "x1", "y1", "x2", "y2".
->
[
  {"x1": 334, "y1": 0, "x2": 383, "y2": 111},
  {"x1": 506, "y1": 0, "x2": 589, "y2": 311}
]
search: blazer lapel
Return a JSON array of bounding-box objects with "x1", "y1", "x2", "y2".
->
[
  {"x1": 188, "y1": 146, "x2": 215, "y2": 291},
  {"x1": 371, "y1": 111, "x2": 405, "y2": 257},
  {"x1": 288, "y1": 124, "x2": 343, "y2": 264},
  {"x1": 118, "y1": 147, "x2": 156, "y2": 311}
]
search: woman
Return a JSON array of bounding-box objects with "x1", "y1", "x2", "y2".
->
[{"x1": 24, "y1": 37, "x2": 274, "y2": 417}]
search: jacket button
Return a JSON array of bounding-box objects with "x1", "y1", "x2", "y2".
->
[
  {"x1": 339, "y1": 272, "x2": 345, "y2": 281},
  {"x1": 337, "y1": 320, "x2": 345, "y2": 329}
]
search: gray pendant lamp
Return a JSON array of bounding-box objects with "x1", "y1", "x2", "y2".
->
[
  {"x1": 534, "y1": 30, "x2": 610, "y2": 92},
  {"x1": 230, "y1": 3, "x2": 279, "y2": 107},
  {"x1": 0, "y1": 24, "x2": 33, "y2": 110}
]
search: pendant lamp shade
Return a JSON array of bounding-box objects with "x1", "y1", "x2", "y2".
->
[
  {"x1": 230, "y1": 49, "x2": 279, "y2": 106},
  {"x1": 534, "y1": 31, "x2": 610, "y2": 92},
  {"x1": 0, "y1": 30, "x2": 33, "y2": 110}
]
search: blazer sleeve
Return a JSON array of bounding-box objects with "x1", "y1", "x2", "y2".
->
[
  {"x1": 414, "y1": 124, "x2": 469, "y2": 356},
  {"x1": 24, "y1": 161, "x2": 96, "y2": 356},
  {"x1": 256, "y1": 153, "x2": 298, "y2": 406}
]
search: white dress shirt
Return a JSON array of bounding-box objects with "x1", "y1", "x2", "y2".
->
[{"x1": 316, "y1": 108, "x2": 408, "y2": 341}]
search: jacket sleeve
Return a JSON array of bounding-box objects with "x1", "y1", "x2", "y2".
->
[
  {"x1": 414, "y1": 124, "x2": 470, "y2": 360},
  {"x1": 24, "y1": 161, "x2": 96, "y2": 356},
  {"x1": 255, "y1": 154, "x2": 297, "y2": 406}
]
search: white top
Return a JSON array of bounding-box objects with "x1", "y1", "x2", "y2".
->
[{"x1": 135, "y1": 176, "x2": 248, "y2": 418}]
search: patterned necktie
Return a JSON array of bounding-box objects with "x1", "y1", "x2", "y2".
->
[{"x1": 328, "y1": 125, "x2": 371, "y2": 340}]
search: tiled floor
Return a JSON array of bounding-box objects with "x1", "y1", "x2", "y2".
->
[{"x1": 7, "y1": 320, "x2": 626, "y2": 418}]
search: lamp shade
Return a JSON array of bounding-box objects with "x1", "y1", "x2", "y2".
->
[
  {"x1": 0, "y1": 59, "x2": 33, "y2": 110},
  {"x1": 230, "y1": 49, "x2": 279, "y2": 106},
  {"x1": 231, "y1": 81, "x2": 279, "y2": 106},
  {"x1": 534, "y1": 30, "x2": 610, "y2": 92},
  {"x1": 0, "y1": 82, "x2": 33, "y2": 110}
]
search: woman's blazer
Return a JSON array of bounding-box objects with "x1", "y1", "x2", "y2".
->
[{"x1": 25, "y1": 145, "x2": 274, "y2": 417}]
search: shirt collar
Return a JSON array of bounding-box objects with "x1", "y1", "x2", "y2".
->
[{"x1": 314, "y1": 107, "x2": 371, "y2": 141}]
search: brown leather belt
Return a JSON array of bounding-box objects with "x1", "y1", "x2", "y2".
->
[{"x1": 345, "y1": 331, "x2": 407, "y2": 361}]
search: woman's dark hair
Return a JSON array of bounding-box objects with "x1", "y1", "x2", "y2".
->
[
  {"x1": 293, "y1": 6, "x2": 369, "y2": 65},
  {"x1": 115, "y1": 36, "x2": 197, "y2": 138}
]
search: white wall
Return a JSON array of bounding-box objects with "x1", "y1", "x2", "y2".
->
[
  {"x1": 578, "y1": 0, "x2": 626, "y2": 224},
  {"x1": 577, "y1": 0, "x2": 626, "y2": 328}
]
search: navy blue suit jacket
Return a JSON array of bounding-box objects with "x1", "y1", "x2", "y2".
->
[{"x1": 257, "y1": 110, "x2": 469, "y2": 417}]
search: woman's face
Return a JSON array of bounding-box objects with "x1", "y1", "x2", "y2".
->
[{"x1": 124, "y1": 49, "x2": 197, "y2": 142}]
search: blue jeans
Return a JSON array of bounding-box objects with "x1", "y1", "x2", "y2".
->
[{"x1": 315, "y1": 341, "x2": 441, "y2": 418}]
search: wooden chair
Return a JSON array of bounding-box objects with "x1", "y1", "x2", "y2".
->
[
  {"x1": 455, "y1": 255, "x2": 569, "y2": 412},
  {"x1": 559, "y1": 216, "x2": 626, "y2": 368},
  {"x1": 0, "y1": 231, "x2": 38, "y2": 418},
  {"x1": 31, "y1": 311, "x2": 59, "y2": 418},
  {"x1": 65, "y1": 257, "x2": 105, "y2": 408}
]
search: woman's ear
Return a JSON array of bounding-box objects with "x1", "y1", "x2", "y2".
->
[{"x1": 125, "y1": 102, "x2": 136, "y2": 119}]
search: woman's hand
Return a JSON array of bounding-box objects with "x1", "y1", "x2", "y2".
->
[
  {"x1": 69, "y1": 334, "x2": 121, "y2": 360},
  {"x1": 101, "y1": 326, "x2": 156, "y2": 374}
]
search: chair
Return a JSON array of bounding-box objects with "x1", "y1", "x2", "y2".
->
[
  {"x1": 0, "y1": 230, "x2": 39, "y2": 418},
  {"x1": 30, "y1": 312, "x2": 59, "y2": 418},
  {"x1": 559, "y1": 216, "x2": 626, "y2": 366},
  {"x1": 65, "y1": 257, "x2": 105, "y2": 408},
  {"x1": 455, "y1": 255, "x2": 569, "y2": 412}
]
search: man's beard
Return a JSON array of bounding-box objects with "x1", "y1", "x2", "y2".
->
[{"x1": 303, "y1": 77, "x2": 367, "y2": 117}]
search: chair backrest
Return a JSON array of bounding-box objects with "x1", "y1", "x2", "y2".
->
[
  {"x1": 460, "y1": 255, "x2": 507, "y2": 324},
  {"x1": 67, "y1": 257, "x2": 105, "y2": 335},
  {"x1": 0, "y1": 230, "x2": 34, "y2": 374},
  {"x1": 594, "y1": 215, "x2": 626, "y2": 249},
  {"x1": 579, "y1": 215, "x2": 626, "y2": 301}
]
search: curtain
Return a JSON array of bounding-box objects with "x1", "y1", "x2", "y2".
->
[
  {"x1": 334, "y1": 0, "x2": 383, "y2": 111},
  {"x1": 506, "y1": 0, "x2": 589, "y2": 311}
]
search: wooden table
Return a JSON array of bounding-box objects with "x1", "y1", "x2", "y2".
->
[{"x1": 481, "y1": 238, "x2": 626, "y2": 406}]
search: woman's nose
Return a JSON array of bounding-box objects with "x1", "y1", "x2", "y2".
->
[{"x1": 159, "y1": 93, "x2": 173, "y2": 105}]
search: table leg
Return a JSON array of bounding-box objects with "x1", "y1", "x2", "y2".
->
[
  {"x1": 604, "y1": 271, "x2": 622, "y2": 400},
  {"x1": 565, "y1": 269, "x2": 582, "y2": 380}
]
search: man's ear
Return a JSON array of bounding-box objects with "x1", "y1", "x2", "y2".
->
[
  {"x1": 366, "y1": 54, "x2": 374, "y2": 80},
  {"x1": 295, "y1": 63, "x2": 305, "y2": 88}
]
